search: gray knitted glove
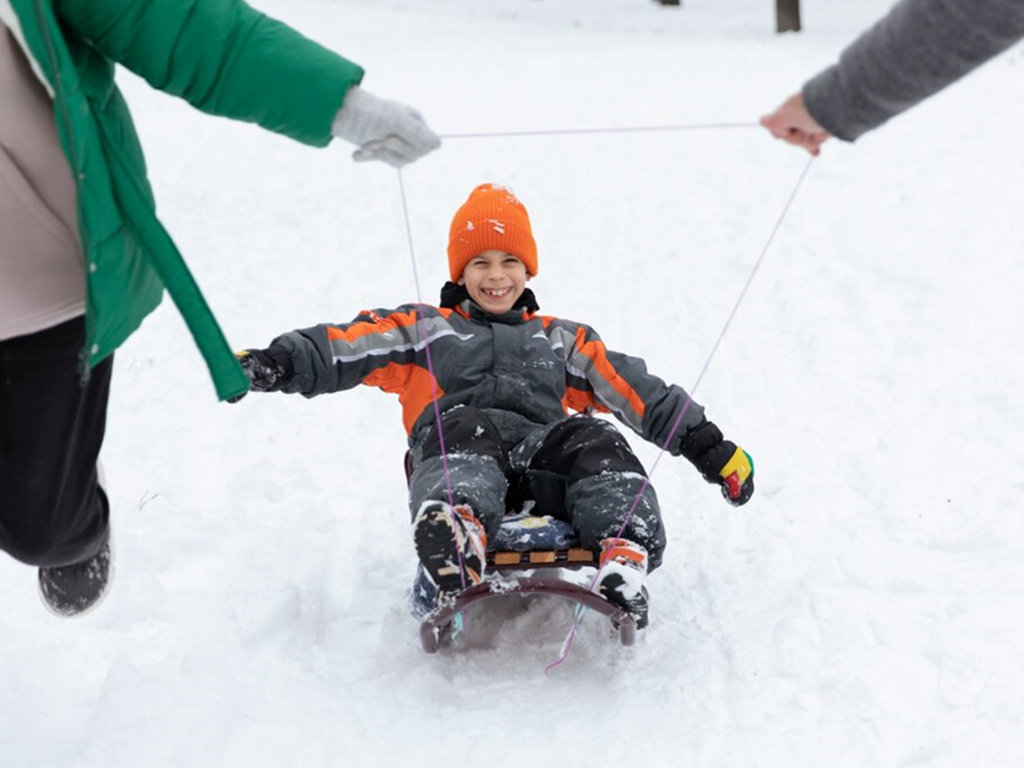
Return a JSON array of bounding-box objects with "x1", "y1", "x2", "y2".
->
[{"x1": 331, "y1": 86, "x2": 441, "y2": 167}]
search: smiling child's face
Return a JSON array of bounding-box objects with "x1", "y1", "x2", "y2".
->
[{"x1": 458, "y1": 249, "x2": 531, "y2": 314}]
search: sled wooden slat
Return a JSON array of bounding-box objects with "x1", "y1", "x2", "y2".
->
[
  {"x1": 487, "y1": 547, "x2": 597, "y2": 571},
  {"x1": 567, "y1": 548, "x2": 595, "y2": 563}
]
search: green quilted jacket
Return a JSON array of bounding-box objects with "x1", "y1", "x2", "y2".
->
[{"x1": 3, "y1": 0, "x2": 364, "y2": 399}]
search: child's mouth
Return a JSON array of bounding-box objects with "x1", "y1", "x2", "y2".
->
[{"x1": 482, "y1": 287, "x2": 512, "y2": 299}]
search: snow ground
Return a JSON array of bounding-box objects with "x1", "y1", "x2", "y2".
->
[{"x1": 3, "y1": 1, "x2": 1024, "y2": 766}]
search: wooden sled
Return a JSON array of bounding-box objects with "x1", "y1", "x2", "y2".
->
[
  {"x1": 405, "y1": 452, "x2": 638, "y2": 653},
  {"x1": 417, "y1": 531, "x2": 637, "y2": 654}
]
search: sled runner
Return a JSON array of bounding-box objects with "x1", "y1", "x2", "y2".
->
[{"x1": 412, "y1": 513, "x2": 638, "y2": 653}]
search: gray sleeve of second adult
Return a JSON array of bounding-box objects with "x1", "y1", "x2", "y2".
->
[{"x1": 802, "y1": 0, "x2": 1024, "y2": 141}]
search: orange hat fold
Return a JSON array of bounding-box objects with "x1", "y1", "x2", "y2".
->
[{"x1": 447, "y1": 184, "x2": 538, "y2": 281}]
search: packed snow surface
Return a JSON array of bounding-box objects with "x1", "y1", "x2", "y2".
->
[{"x1": 3, "y1": 1, "x2": 1024, "y2": 766}]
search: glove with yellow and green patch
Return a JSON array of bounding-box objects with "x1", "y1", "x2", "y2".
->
[{"x1": 676, "y1": 418, "x2": 755, "y2": 506}]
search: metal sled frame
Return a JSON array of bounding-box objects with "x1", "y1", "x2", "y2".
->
[{"x1": 419, "y1": 551, "x2": 638, "y2": 653}]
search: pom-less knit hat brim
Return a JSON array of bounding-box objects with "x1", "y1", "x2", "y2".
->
[{"x1": 447, "y1": 184, "x2": 538, "y2": 281}]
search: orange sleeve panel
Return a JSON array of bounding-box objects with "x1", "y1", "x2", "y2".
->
[
  {"x1": 362, "y1": 362, "x2": 445, "y2": 435},
  {"x1": 562, "y1": 387, "x2": 610, "y2": 415},
  {"x1": 574, "y1": 328, "x2": 647, "y2": 420},
  {"x1": 326, "y1": 309, "x2": 421, "y2": 343}
]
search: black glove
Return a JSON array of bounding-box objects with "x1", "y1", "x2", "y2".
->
[
  {"x1": 229, "y1": 346, "x2": 293, "y2": 402},
  {"x1": 676, "y1": 418, "x2": 755, "y2": 506}
]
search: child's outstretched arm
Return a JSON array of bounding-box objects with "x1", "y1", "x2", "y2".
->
[
  {"x1": 230, "y1": 304, "x2": 435, "y2": 405},
  {"x1": 558, "y1": 320, "x2": 755, "y2": 506}
]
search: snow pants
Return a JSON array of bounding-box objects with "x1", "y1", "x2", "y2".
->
[
  {"x1": 408, "y1": 406, "x2": 666, "y2": 570},
  {"x1": 0, "y1": 318, "x2": 111, "y2": 567}
]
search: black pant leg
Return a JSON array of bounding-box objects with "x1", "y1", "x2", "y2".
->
[
  {"x1": 523, "y1": 416, "x2": 666, "y2": 569},
  {"x1": 0, "y1": 318, "x2": 111, "y2": 567},
  {"x1": 409, "y1": 406, "x2": 510, "y2": 540},
  {"x1": 416, "y1": 406, "x2": 508, "y2": 466}
]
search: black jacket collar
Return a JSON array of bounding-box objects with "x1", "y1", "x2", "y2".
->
[{"x1": 439, "y1": 282, "x2": 539, "y2": 323}]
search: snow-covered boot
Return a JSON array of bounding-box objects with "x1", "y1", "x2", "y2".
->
[
  {"x1": 413, "y1": 501, "x2": 488, "y2": 603},
  {"x1": 596, "y1": 538, "x2": 650, "y2": 630},
  {"x1": 38, "y1": 532, "x2": 114, "y2": 618}
]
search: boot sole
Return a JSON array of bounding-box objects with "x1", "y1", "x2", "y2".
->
[{"x1": 413, "y1": 506, "x2": 483, "y2": 596}]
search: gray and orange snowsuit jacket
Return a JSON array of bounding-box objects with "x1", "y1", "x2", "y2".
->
[{"x1": 271, "y1": 284, "x2": 707, "y2": 452}]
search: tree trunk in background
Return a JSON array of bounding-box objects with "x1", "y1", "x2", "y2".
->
[{"x1": 776, "y1": 0, "x2": 801, "y2": 32}]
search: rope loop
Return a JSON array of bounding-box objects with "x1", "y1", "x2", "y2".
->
[{"x1": 394, "y1": 131, "x2": 816, "y2": 668}]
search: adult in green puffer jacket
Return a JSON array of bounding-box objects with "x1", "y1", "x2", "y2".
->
[{"x1": 0, "y1": 0, "x2": 441, "y2": 617}]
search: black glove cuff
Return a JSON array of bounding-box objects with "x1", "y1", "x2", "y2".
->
[
  {"x1": 675, "y1": 418, "x2": 723, "y2": 463},
  {"x1": 262, "y1": 345, "x2": 294, "y2": 383}
]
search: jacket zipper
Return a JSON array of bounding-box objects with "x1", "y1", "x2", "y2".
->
[{"x1": 31, "y1": 0, "x2": 93, "y2": 381}]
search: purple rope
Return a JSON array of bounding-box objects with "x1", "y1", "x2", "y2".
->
[
  {"x1": 396, "y1": 168, "x2": 468, "y2": 591},
  {"x1": 545, "y1": 153, "x2": 816, "y2": 674},
  {"x1": 440, "y1": 122, "x2": 759, "y2": 141}
]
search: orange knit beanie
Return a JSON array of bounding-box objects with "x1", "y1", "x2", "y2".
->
[{"x1": 447, "y1": 184, "x2": 538, "y2": 281}]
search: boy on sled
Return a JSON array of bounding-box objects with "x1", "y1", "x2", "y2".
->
[{"x1": 234, "y1": 183, "x2": 754, "y2": 630}]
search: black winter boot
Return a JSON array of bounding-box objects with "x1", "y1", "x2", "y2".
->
[
  {"x1": 413, "y1": 501, "x2": 487, "y2": 604},
  {"x1": 38, "y1": 533, "x2": 114, "y2": 617}
]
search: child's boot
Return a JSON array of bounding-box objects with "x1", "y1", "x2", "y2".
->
[
  {"x1": 596, "y1": 537, "x2": 650, "y2": 629},
  {"x1": 413, "y1": 501, "x2": 488, "y2": 603}
]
